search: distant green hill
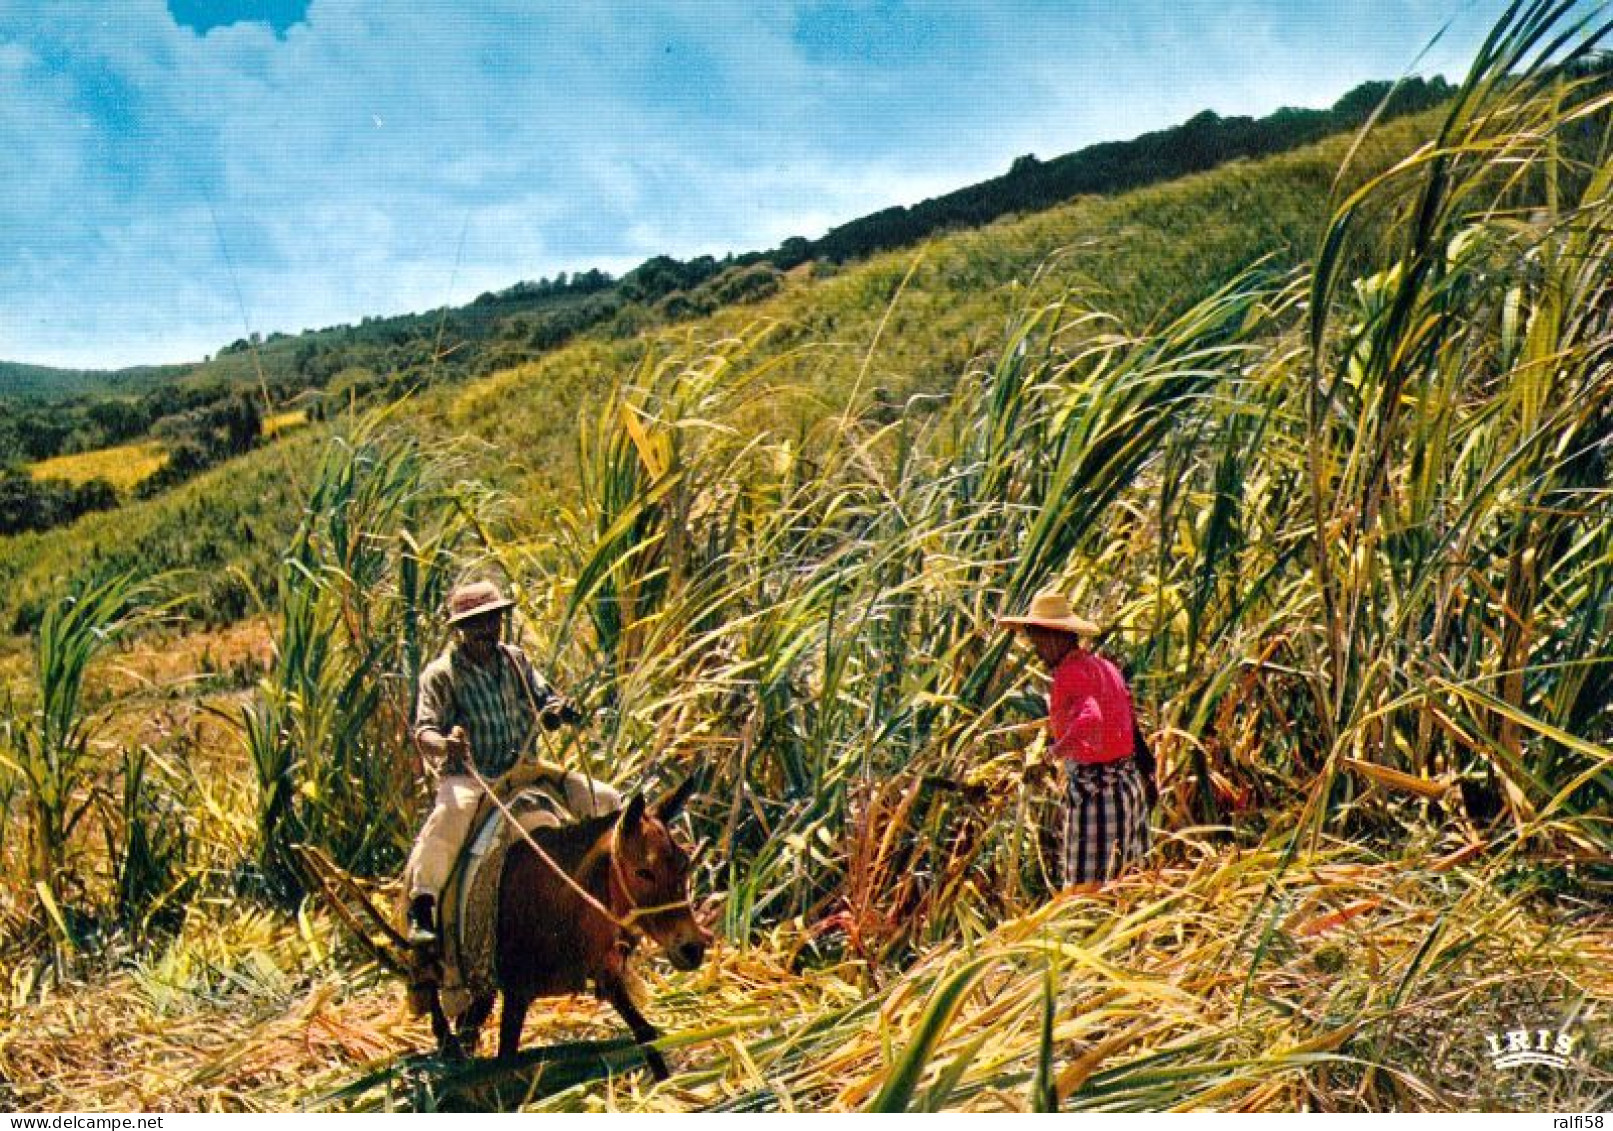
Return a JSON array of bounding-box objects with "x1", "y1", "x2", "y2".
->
[
  {"x1": 0, "y1": 76, "x2": 1450, "y2": 416},
  {"x1": 0, "y1": 360, "x2": 189, "y2": 400},
  {"x1": 0, "y1": 106, "x2": 1440, "y2": 631},
  {"x1": 797, "y1": 77, "x2": 1451, "y2": 264}
]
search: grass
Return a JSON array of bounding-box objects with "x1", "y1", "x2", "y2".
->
[
  {"x1": 262, "y1": 410, "x2": 307, "y2": 438},
  {"x1": 0, "y1": 573, "x2": 163, "y2": 938},
  {"x1": 28, "y1": 442, "x2": 169, "y2": 492},
  {"x1": 0, "y1": 839, "x2": 1605, "y2": 1112}
]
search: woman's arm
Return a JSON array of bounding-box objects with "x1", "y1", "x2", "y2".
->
[{"x1": 1132, "y1": 719, "x2": 1159, "y2": 806}]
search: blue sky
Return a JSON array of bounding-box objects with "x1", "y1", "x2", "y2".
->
[{"x1": 0, "y1": 1, "x2": 1501, "y2": 369}]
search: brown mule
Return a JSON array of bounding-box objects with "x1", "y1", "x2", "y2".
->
[{"x1": 419, "y1": 776, "x2": 711, "y2": 1079}]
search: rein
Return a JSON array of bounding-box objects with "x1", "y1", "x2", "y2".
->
[
  {"x1": 462, "y1": 762, "x2": 694, "y2": 941},
  {"x1": 453, "y1": 636, "x2": 693, "y2": 941},
  {"x1": 463, "y1": 761, "x2": 638, "y2": 939}
]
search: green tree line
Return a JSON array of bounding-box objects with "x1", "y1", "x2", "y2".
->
[{"x1": 4, "y1": 75, "x2": 1455, "y2": 429}]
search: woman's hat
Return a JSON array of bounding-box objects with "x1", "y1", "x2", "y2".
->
[
  {"x1": 446, "y1": 579, "x2": 515, "y2": 625},
  {"x1": 998, "y1": 590, "x2": 1099, "y2": 636}
]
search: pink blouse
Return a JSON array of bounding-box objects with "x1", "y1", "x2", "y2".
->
[{"x1": 1050, "y1": 650, "x2": 1135, "y2": 765}]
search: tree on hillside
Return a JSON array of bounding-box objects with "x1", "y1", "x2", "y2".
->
[
  {"x1": 0, "y1": 474, "x2": 118, "y2": 535},
  {"x1": 216, "y1": 393, "x2": 262, "y2": 457}
]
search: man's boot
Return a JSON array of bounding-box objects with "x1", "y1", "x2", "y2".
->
[{"x1": 408, "y1": 893, "x2": 439, "y2": 949}]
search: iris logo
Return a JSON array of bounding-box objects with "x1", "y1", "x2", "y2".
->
[{"x1": 1484, "y1": 1027, "x2": 1581, "y2": 1071}]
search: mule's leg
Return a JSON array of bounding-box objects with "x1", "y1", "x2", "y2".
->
[
  {"x1": 458, "y1": 993, "x2": 496, "y2": 1055},
  {"x1": 424, "y1": 987, "x2": 466, "y2": 1061},
  {"x1": 601, "y1": 978, "x2": 669, "y2": 1080},
  {"x1": 497, "y1": 993, "x2": 531, "y2": 1060}
]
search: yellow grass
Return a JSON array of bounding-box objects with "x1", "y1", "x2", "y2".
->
[
  {"x1": 263, "y1": 410, "x2": 308, "y2": 438},
  {"x1": 28, "y1": 442, "x2": 168, "y2": 491},
  {"x1": 2, "y1": 844, "x2": 1608, "y2": 1112},
  {"x1": 21, "y1": 412, "x2": 304, "y2": 496}
]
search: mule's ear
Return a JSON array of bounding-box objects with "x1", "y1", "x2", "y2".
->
[
  {"x1": 653, "y1": 774, "x2": 698, "y2": 823},
  {"x1": 618, "y1": 792, "x2": 647, "y2": 833}
]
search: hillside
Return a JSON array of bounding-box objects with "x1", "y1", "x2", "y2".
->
[
  {"x1": 0, "y1": 361, "x2": 193, "y2": 400},
  {"x1": 0, "y1": 76, "x2": 1450, "y2": 414},
  {"x1": 0, "y1": 78, "x2": 1453, "y2": 548},
  {"x1": 446, "y1": 117, "x2": 1427, "y2": 485},
  {"x1": 0, "y1": 108, "x2": 1437, "y2": 631}
]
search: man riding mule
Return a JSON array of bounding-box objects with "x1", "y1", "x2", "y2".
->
[
  {"x1": 404, "y1": 578, "x2": 621, "y2": 949},
  {"x1": 396, "y1": 578, "x2": 710, "y2": 1071},
  {"x1": 443, "y1": 778, "x2": 712, "y2": 1072}
]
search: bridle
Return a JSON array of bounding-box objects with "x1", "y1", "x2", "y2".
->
[{"x1": 604, "y1": 823, "x2": 701, "y2": 933}]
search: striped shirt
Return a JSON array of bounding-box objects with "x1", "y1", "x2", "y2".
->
[
  {"x1": 1050, "y1": 650, "x2": 1136, "y2": 765},
  {"x1": 414, "y1": 642, "x2": 561, "y2": 778}
]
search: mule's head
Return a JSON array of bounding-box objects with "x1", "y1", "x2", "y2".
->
[{"x1": 612, "y1": 776, "x2": 712, "y2": 971}]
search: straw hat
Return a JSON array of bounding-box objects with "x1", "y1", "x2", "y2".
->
[
  {"x1": 446, "y1": 579, "x2": 515, "y2": 625},
  {"x1": 998, "y1": 590, "x2": 1099, "y2": 636}
]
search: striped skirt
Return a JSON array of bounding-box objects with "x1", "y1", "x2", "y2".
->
[{"x1": 1061, "y1": 757, "x2": 1151, "y2": 886}]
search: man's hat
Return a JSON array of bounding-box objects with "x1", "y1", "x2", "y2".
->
[
  {"x1": 998, "y1": 590, "x2": 1099, "y2": 636},
  {"x1": 446, "y1": 579, "x2": 515, "y2": 625}
]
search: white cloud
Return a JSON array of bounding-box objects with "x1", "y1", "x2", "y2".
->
[{"x1": 0, "y1": 0, "x2": 1507, "y2": 368}]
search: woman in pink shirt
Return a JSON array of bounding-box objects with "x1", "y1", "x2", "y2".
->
[{"x1": 1002, "y1": 591, "x2": 1153, "y2": 887}]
